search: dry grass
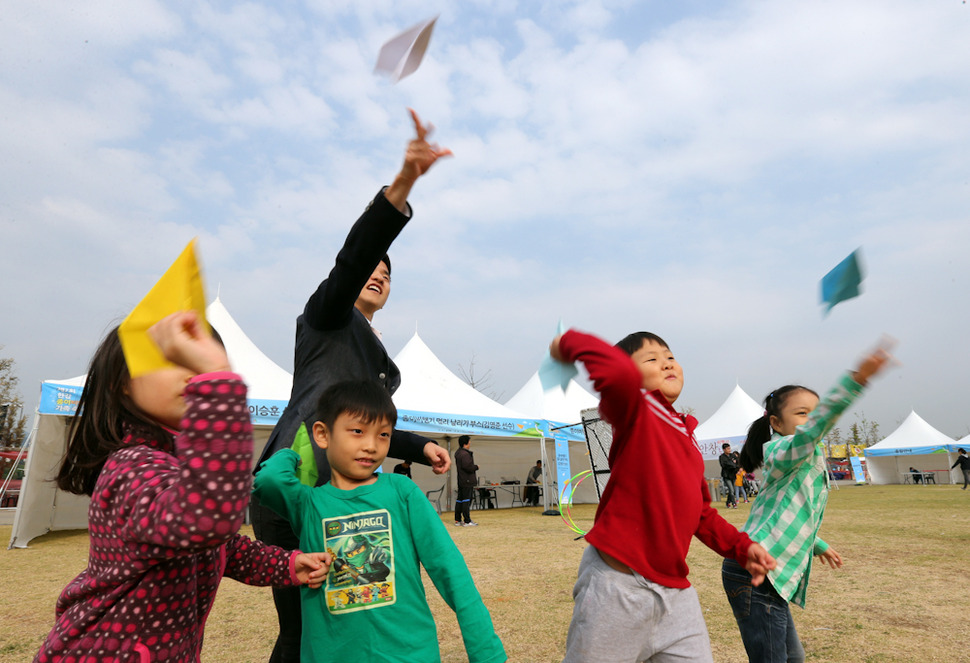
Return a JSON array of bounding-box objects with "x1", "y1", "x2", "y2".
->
[{"x1": 3, "y1": 485, "x2": 968, "y2": 662}]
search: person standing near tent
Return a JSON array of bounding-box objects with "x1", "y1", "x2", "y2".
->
[
  {"x1": 525, "y1": 459, "x2": 542, "y2": 506},
  {"x1": 251, "y1": 109, "x2": 452, "y2": 663},
  {"x1": 455, "y1": 435, "x2": 480, "y2": 525},
  {"x1": 720, "y1": 443, "x2": 739, "y2": 508},
  {"x1": 721, "y1": 342, "x2": 892, "y2": 662},
  {"x1": 952, "y1": 449, "x2": 970, "y2": 489}
]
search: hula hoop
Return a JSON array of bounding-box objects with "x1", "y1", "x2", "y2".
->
[{"x1": 559, "y1": 469, "x2": 593, "y2": 535}]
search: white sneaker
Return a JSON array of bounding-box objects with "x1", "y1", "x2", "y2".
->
[
  {"x1": 453, "y1": 522, "x2": 465, "y2": 527},
  {"x1": 465, "y1": 521, "x2": 479, "y2": 526}
]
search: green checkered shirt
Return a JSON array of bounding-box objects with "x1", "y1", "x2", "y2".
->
[{"x1": 742, "y1": 373, "x2": 863, "y2": 607}]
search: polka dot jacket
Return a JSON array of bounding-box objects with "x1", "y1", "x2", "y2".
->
[{"x1": 35, "y1": 373, "x2": 303, "y2": 663}]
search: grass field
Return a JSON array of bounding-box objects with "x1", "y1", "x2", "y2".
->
[{"x1": 3, "y1": 485, "x2": 968, "y2": 662}]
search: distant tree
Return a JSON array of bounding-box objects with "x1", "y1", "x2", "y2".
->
[
  {"x1": 848, "y1": 412, "x2": 881, "y2": 448},
  {"x1": 858, "y1": 413, "x2": 881, "y2": 447},
  {"x1": 457, "y1": 354, "x2": 504, "y2": 402},
  {"x1": 1, "y1": 350, "x2": 29, "y2": 447}
]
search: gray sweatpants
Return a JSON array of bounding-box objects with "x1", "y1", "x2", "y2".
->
[{"x1": 563, "y1": 546, "x2": 714, "y2": 663}]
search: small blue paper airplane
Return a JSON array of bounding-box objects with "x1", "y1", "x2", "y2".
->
[
  {"x1": 538, "y1": 320, "x2": 578, "y2": 392},
  {"x1": 820, "y1": 249, "x2": 865, "y2": 315}
]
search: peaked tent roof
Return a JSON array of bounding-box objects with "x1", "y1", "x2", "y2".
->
[
  {"x1": 206, "y1": 297, "x2": 292, "y2": 401},
  {"x1": 864, "y1": 411, "x2": 957, "y2": 456},
  {"x1": 391, "y1": 332, "x2": 525, "y2": 419},
  {"x1": 693, "y1": 384, "x2": 764, "y2": 442},
  {"x1": 504, "y1": 371, "x2": 598, "y2": 424}
]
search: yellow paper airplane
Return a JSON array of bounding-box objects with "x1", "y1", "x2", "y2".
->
[{"x1": 119, "y1": 239, "x2": 208, "y2": 377}]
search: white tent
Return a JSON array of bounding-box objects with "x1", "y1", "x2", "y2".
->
[
  {"x1": 864, "y1": 411, "x2": 958, "y2": 484},
  {"x1": 504, "y1": 372, "x2": 599, "y2": 427},
  {"x1": 503, "y1": 370, "x2": 600, "y2": 507},
  {"x1": 385, "y1": 333, "x2": 597, "y2": 508},
  {"x1": 694, "y1": 385, "x2": 764, "y2": 480},
  {"x1": 392, "y1": 333, "x2": 524, "y2": 419},
  {"x1": 8, "y1": 298, "x2": 294, "y2": 548}
]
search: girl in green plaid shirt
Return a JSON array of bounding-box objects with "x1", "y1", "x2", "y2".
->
[{"x1": 721, "y1": 344, "x2": 892, "y2": 662}]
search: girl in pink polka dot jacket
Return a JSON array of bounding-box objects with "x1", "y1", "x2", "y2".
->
[{"x1": 35, "y1": 311, "x2": 331, "y2": 663}]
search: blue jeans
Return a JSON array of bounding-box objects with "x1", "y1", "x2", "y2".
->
[{"x1": 721, "y1": 558, "x2": 805, "y2": 663}]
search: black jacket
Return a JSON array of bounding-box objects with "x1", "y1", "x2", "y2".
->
[
  {"x1": 719, "y1": 452, "x2": 739, "y2": 480},
  {"x1": 455, "y1": 447, "x2": 479, "y2": 488},
  {"x1": 256, "y1": 189, "x2": 431, "y2": 484}
]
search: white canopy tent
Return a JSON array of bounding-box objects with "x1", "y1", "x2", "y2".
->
[
  {"x1": 693, "y1": 384, "x2": 764, "y2": 479},
  {"x1": 504, "y1": 372, "x2": 599, "y2": 426},
  {"x1": 385, "y1": 333, "x2": 597, "y2": 509},
  {"x1": 864, "y1": 411, "x2": 959, "y2": 484},
  {"x1": 8, "y1": 298, "x2": 294, "y2": 548},
  {"x1": 504, "y1": 370, "x2": 600, "y2": 506}
]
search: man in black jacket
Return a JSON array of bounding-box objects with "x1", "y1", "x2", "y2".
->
[
  {"x1": 455, "y1": 435, "x2": 479, "y2": 526},
  {"x1": 719, "y1": 443, "x2": 739, "y2": 508},
  {"x1": 251, "y1": 109, "x2": 452, "y2": 663},
  {"x1": 952, "y1": 448, "x2": 970, "y2": 489}
]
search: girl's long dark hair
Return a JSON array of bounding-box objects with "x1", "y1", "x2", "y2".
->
[
  {"x1": 738, "y1": 385, "x2": 819, "y2": 473},
  {"x1": 56, "y1": 327, "x2": 169, "y2": 496}
]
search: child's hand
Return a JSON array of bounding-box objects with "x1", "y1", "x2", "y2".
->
[
  {"x1": 148, "y1": 311, "x2": 230, "y2": 375},
  {"x1": 549, "y1": 335, "x2": 565, "y2": 362},
  {"x1": 815, "y1": 547, "x2": 843, "y2": 570},
  {"x1": 744, "y1": 543, "x2": 777, "y2": 587},
  {"x1": 853, "y1": 336, "x2": 896, "y2": 386},
  {"x1": 294, "y1": 551, "x2": 332, "y2": 589}
]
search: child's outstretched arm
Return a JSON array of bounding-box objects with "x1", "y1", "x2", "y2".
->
[
  {"x1": 768, "y1": 340, "x2": 895, "y2": 474},
  {"x1": 551, "y1": 331, "x2": 644, "y2": 428},
  {"x1": 222, "y1": 535, "x2": 332, "y2": 588}
]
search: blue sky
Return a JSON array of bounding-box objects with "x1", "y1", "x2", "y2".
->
[{"x1": 2, "y1": 0, "x2": 969, "y2": 439}]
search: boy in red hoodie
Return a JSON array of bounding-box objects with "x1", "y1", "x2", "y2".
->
[{"x1": 551, "y1": 329, "x2": 775, "y2": 663}]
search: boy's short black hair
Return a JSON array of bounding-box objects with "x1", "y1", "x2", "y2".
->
[
  {"x1": 615, "y1": 331, "x2": 670, "y2": 356},
  {"x1": 459, "y1": 435, "x2": 471, "y2": 446},
  {"x1": 313, "y1": 380, "x2": 397, "y2": 432},
  {"x1": 722, "y1": 442, "x2": 731, "y2": 450}
]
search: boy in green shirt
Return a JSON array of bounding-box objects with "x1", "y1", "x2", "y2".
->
[{"x1": 254, "y1": 380, "x2": 506, "y2": 663}]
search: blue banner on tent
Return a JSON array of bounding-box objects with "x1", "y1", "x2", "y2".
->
[
  {"x1": 40, "y1": 381, "x2": 288, "y2": 427},
  {"x1": 397, "y1": 409, "x2": 544, "y2": 438},
  {"x1": 39, "y1": 382, "x2": 83, "y2": 415},
  {"x1": 248, "y1": 399, "x2": 288, "y2": 426},
  {"x1": 864, "y1": 445, "x2": 950, "y2": 457},
  {"x1": 696, "y1": 434, "x2": 746, "y2": 461}
]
